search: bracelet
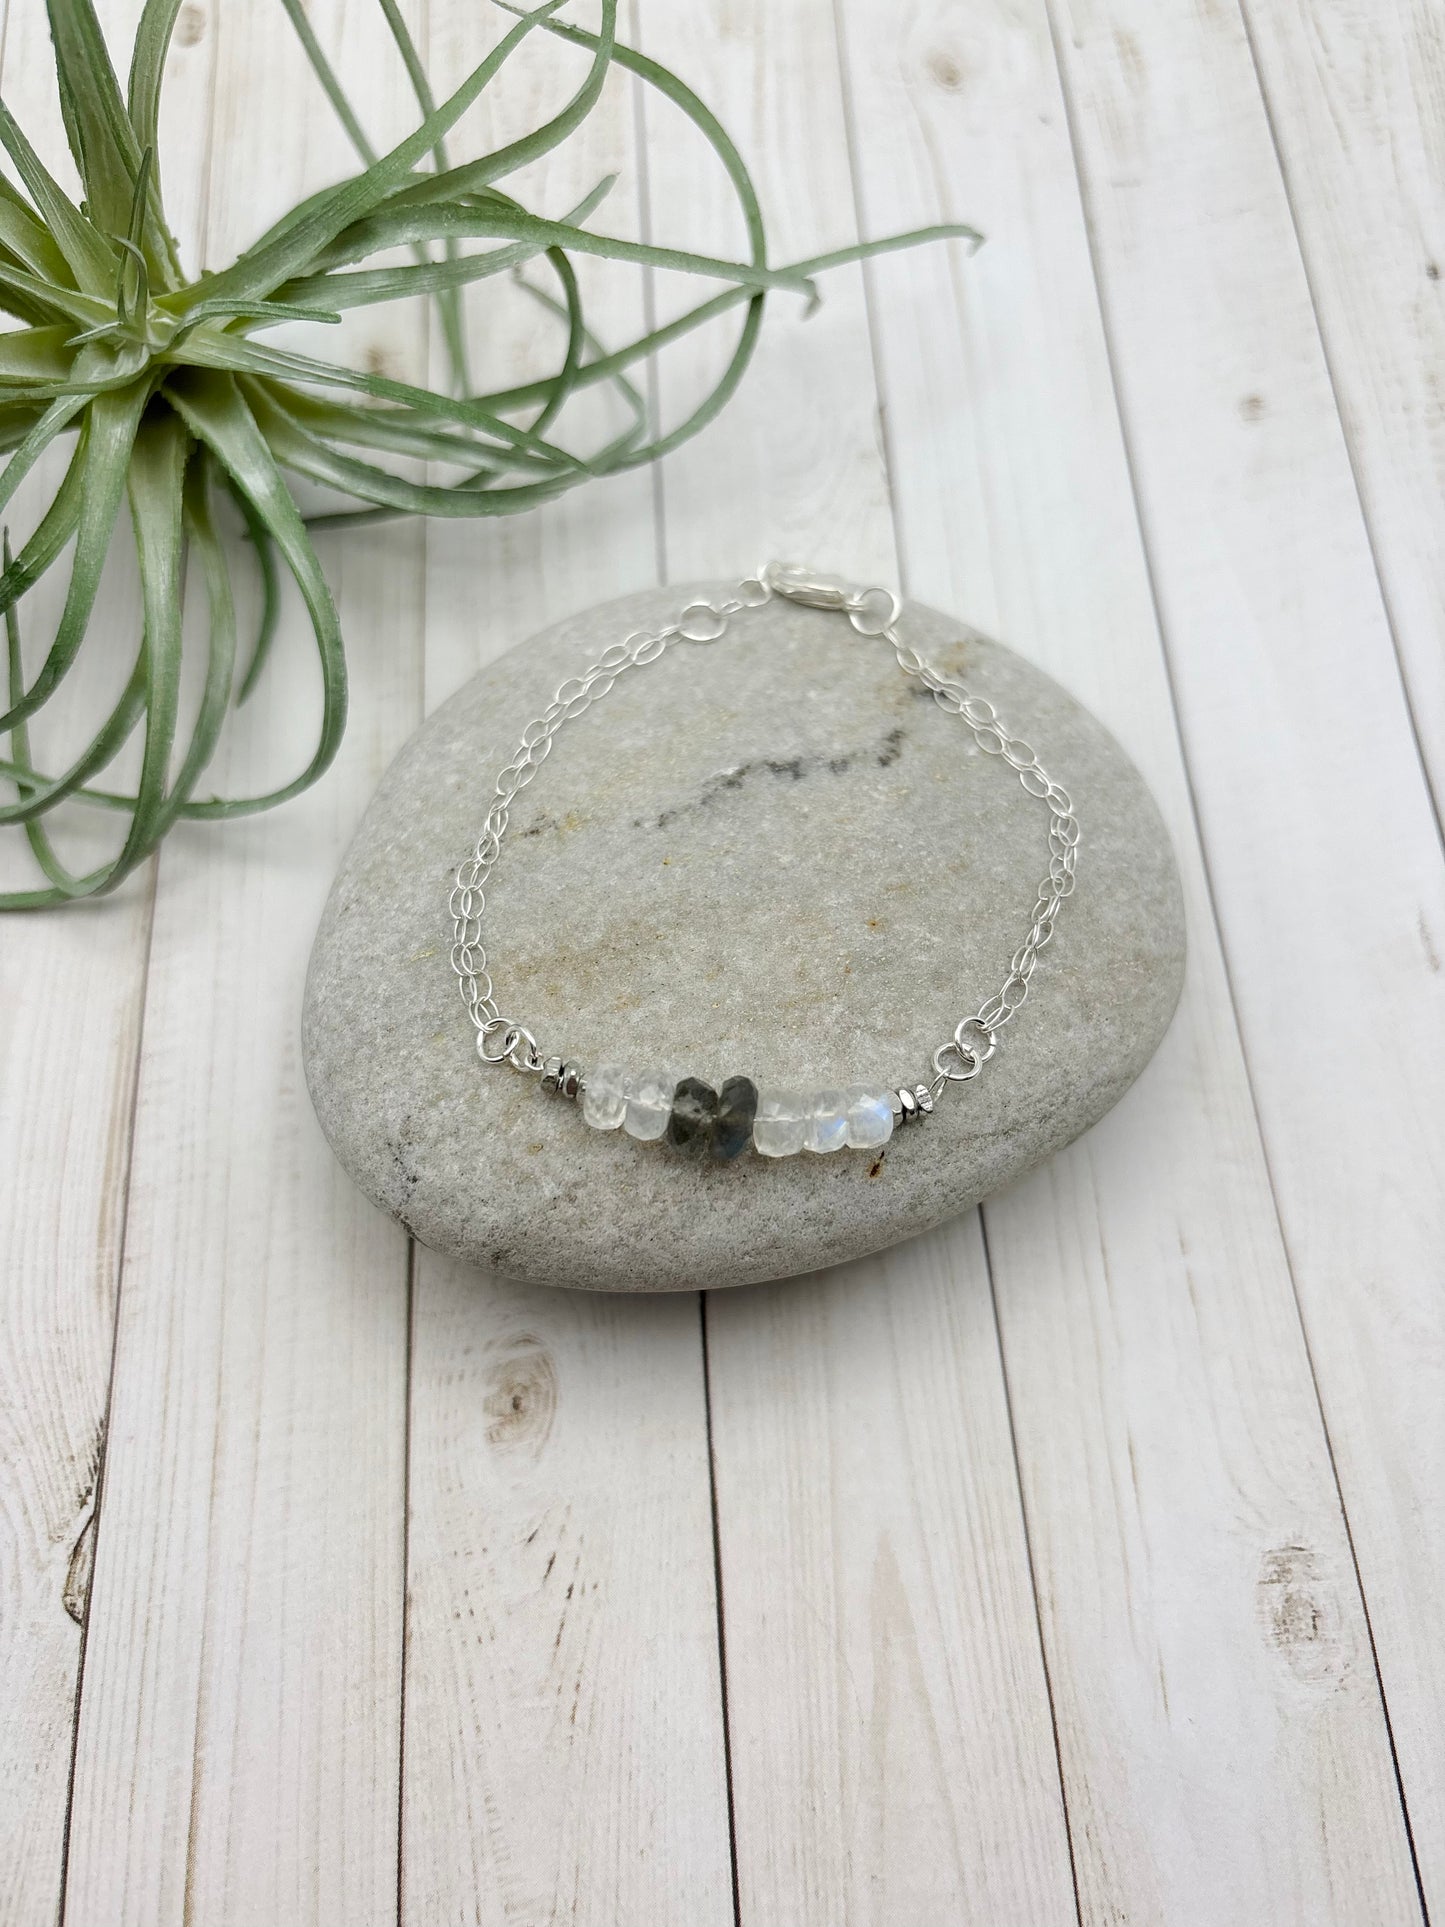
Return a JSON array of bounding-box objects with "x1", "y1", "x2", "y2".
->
[{"x1": 449, "y1": 563, "x2": 1080, "y2": 1161}]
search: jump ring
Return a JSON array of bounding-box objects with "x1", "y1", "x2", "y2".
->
[
  {"x1": 954, "y1": 1016, "x2": 999, "y2": 1064},
  {"x1": 848, "y1": 585, "x2": 902, "y2": 636},
  {"x1": 476, "y1": 1018, "x2": 516, "y2": 1063},
  {"x1": 505, "y1": 1023, "x2": 543, "y2": 1073},
  {"x1": 680, "y1": 601, "x2": 727, "y2": 642},
  {"x1": 932, "y1": 1039, "x2": 983, "y2": 1083}
]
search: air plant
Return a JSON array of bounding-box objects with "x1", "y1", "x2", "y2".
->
[{"x1": 0, "y1": 0, "x2": 976, "y2": 907}]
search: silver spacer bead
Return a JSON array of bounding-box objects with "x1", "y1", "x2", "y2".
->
[
  {"x1": 889, "y1": 1083, "x2": 933, "y2": 1127},
  {"x1": 542, "y1": 1057, "x2": 584, "y2": 1100}
]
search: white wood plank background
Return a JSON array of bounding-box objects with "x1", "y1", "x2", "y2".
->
[{"x1": 1, "y1": 0, "x2": 1440, "y2": 1923}]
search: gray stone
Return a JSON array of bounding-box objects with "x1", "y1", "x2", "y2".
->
[{"x1": 302, "y1": 580, "x2": 1185, "y2": 1292}]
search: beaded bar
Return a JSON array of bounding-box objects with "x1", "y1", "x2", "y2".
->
[{"x1": 559, "y1": 1067, "x2": 907, "y2": 1160}]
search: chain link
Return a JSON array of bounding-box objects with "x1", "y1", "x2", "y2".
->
[{"x1": 450, "y1": 565, "x2": 1078, "y2": 1095}]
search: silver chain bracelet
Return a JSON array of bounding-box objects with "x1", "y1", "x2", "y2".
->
[{"x1": 448, "y1": 563, "x2": 1080, "y2": 1160}]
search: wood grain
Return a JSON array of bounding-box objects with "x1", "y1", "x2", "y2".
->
[
  {"x1": 1049, "y1": 0, "x2": 1445, "y2": 1908},
  {"x1": 839, "y1": 0, "x2": 1426, "y2": 1916},
  {"x1": 0, "y1": 2, "x2": 1439, "y2": 1920},
  {"x1": 403, "y1": 1274, "x2": 733, "y2": 1926},
  {"x1": 0, "y1": 4, "x2": 200, "y2": 1922},
  {"x1": 640, "y1": 0, "x2": 1081, "y2": 1917},
  {"x1": 59, "y1": 5, "x2": 417, "y2": 1921},
  {"x1": 1241, "y1": 0, "x2": 1445, "y2": 815},
  {"x1": 0, "y1": 865, "x2": 147, "y2": 1927},
  {"x1": 398, "y1": 12, "x2": 735, "y2": 1923}
]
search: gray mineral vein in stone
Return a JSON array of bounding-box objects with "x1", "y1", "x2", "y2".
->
[{"x1": 303, "y1": 580, "x2": 1186, "y2": 1291}]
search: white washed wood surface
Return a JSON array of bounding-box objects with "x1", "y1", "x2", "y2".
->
[
  {"x1": 1241, "y1": 0, "x2": 1445, "y2": 815},
  {"x1": 1046, "y1": 1, "x2": 1445, "y2": 1910},
  {"x1": 0, "y1": 3, "x2": 1439, "y2": 1925},
  {"x1": 400, "y1": 18, "x2": 734, "y2": 1924},
  {"x1": 50, "y1": 7, "x2": 416, "y2": 1924},
  {"x1": 643, "y1": 2, "x2": 1078, "y2": 1920},
  {"x1": 841, "y1": 0, "x2": 1425, "y2": 1919}
]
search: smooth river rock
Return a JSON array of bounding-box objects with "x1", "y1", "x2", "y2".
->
[{"x1": 303, "y1": 579, "x2": 1185, "y2": 1291}]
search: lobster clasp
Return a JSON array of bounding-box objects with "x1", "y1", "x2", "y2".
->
[{"x1": 764, "y1": 562, "x2": 862, "y2": 612}]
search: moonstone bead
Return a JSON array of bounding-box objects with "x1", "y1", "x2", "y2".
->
[
  {"x1": 753, "y1": 1090, "x2": 808, "y2": 1158},
  {"x1": 846, "y1": 1087, "x2": 895, "y2": 1150},
  {"x1": 624, "y1": 1070, "x2": 674, "y2": 1142},
  {"x1": 581, "y1": 1064, "x2": 629, "y2": 1131},
  {"x1": 806, "y1": 1089, "x2": 850, "y2": 1155},
  {"x1": 712, "y1": 1076, "x2": 758, "y2": 1161}
]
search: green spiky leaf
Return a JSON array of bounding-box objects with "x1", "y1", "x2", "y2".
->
[{"x1": 0, "y1": 0, "x2": 979, "y2": 906}]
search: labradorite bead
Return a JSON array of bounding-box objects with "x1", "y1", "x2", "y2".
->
[
  {"x1": 668, "y1": 1077, "x2": 718, "y2": 1149},
  {"x1": 711, "y1": 1076, "x2": 758, "y2": 1161}
]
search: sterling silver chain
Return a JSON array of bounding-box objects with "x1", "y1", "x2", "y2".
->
[{"x1": 448, "y1": 563, "x2": 1080, "y2": 1104}]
